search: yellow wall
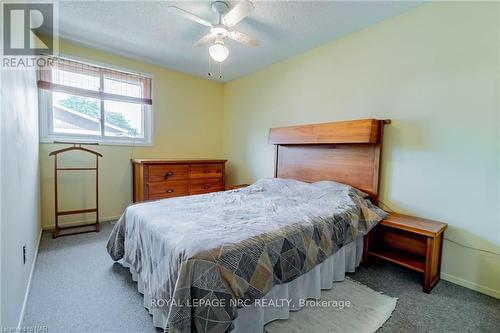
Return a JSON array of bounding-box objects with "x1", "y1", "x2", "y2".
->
[
  {"x1": 40, "y1": 40, "x2": 224, "y2": 229},
  {"x1": 223, "y1": 2, "x2": 500, "y2": 298}
]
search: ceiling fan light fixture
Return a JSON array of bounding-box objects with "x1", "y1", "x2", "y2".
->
[
  {"x1": 210, "y1": 25, "x2": 229, "y2": 37},
  {"x1": 169, "y1": 1, "x2": 259, "y2": 72},
  {"x1": 209, "y1": 40, "x2": 229, "y2": 62}
]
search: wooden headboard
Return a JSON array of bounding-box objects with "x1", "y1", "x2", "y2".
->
[{"x1": 268, "y1": 119, "x2": 390, "y2": 203}]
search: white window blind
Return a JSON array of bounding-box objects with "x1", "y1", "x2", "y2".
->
[
  {"x1": 38, "y1": 57, "x2": 152, "y2": 105},
  {"x1": 38, "y1": 56, "x2": 153, "y2": 146}
]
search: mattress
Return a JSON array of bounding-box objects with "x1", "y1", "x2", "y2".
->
[{"x1": 107, "y1": 178, "x2": 386, "y2": 333}]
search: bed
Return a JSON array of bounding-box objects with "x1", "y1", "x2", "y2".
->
[{"x1": 107, "y1": 119, "x2": 390, "y2": 333}]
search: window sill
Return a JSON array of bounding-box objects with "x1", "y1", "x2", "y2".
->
[{"x1": 39, "y1": 135, "x2": 154, "y2": 147}]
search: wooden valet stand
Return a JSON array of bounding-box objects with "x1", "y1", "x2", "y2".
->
[{"x1": 49, "y1": 143, "x2": 102, "y2": 238}]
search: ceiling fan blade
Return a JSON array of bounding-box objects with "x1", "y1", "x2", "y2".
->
[
  {"x1": 222, "y1": 1, "x2": 255, "y2": 27},
  {"x1": 229, "y1": 31, "x2": 259, "y2": 47},
  {"x1": 167, "y1": 6, "x2": 212, "y2": 27},
  {"x1": 195, "y1": 34, "x2": 215, "y2": 46}
]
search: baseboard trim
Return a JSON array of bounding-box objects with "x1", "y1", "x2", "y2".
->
[
  {"x1": 42, "y1": 215, "x2": 120, "y2": 230},
  {"x1": 17, "y1": 228, "x2": 42, "y2": 328},
  {"x1": 441, "y1": 272, "x2": 500, "y2": 299}
]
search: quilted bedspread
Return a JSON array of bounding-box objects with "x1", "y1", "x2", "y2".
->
[{"x1": 106, "y1": 178, "x2": 386, "y2": 333}]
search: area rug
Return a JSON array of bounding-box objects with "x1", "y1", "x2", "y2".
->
[{"x1": 265, "y1": 277, "x2": 397, "y2": 333}]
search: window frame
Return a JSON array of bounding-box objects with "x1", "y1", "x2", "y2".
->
[{"x1": 39, "y1": 54, "x2": 154, "y2": 146}]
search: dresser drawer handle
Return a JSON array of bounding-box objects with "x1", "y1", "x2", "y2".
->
[
  {"x1": 217, "y1": 169, "x2": 222, "y2": 173},
  {"x1": 165, "y1": 189, "x2": 174, "y2": 193},
  {"x1": 164, "y1": 171, "x2": 174, "y2": 179},
  {"x1": 203, "y1": 185, "x2": 210, "y2": 189},
  {"x1": 203, "y1": 170, "x2": 210, "y2": 174}
]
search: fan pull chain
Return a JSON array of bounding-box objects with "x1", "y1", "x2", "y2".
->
[
  {"x1": 208, "y1": 53, "x2": 212, "y2": 78},
  {"x1": 219, "y1": 62, "x2": 223, "y2": 79}
]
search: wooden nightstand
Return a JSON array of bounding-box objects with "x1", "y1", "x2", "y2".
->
[{"x1": 364, "y1": 213, "x2": 447, "y2": 293}]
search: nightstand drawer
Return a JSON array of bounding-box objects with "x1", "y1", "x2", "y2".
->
[{"x1": 379, "y1": 227, "x2": 427, "y2": 257}]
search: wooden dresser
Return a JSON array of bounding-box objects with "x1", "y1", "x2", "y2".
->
[{"x1": 132, "y1": 159, "x2": 227, "y2": 202}]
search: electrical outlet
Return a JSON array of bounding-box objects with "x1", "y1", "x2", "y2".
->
[{"x1": 23, "y1": 245, "x2": 26, "y2": 264}]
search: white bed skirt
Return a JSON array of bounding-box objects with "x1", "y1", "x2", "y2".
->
[
  {"x1": 233, "y1": 236, "x2": 363, "y2": 333},
  {"x1": 126, "y1": 236, "x2": 364, "y2": 332}
]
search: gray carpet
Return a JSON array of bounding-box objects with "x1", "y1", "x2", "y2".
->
[{"x1": 23, "y1": 222, "x2": 500, "y2": 333}]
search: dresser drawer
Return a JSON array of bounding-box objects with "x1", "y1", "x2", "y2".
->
[
  {"x1": 190, "y1": 164, "x2": 224, "y2": 179},
  {"x1": 147, "y1": 180, "x2": 189, "y2": 197},
  {"x1": 190, "y1": 179, "x2": 224, "y2": 195},
  {"x1": 148, "y1": 164, "x2": 189, "y2": 182}
]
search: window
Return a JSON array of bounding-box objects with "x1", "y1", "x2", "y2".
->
[{"x1": 38, "y1": 56, "x2": 153, "y2": 145}]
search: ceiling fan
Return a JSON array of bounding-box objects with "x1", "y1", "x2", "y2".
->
[{"x1": 168, "y1": 1, "x2": 259, "y2": 65}]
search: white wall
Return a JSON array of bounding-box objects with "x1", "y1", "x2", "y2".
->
[
  {"x1": 0, "y1": 65, "x2": 41, "y2": 326},
  {"x1": 223, "y1": 2, "x2": 500, "y2": 298}
]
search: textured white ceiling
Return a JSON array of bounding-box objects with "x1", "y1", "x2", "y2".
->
[{"x1": 58, "y1": 1, "x2": 424, "y2": 82}]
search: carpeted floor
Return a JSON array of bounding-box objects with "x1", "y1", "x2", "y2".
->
[{"x1": 23, "y1": 222, "x2": 500, "y2": 333}]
